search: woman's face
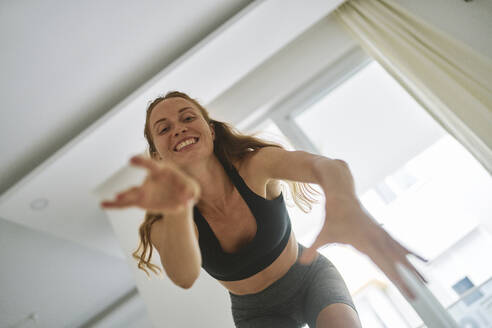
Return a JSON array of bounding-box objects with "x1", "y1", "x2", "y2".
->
[{"x1": 149, "y1": 97, "x2": 215, "y2": 165}]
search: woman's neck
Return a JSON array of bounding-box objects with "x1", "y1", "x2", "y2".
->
[{"x1": 185, "y1": 156, "x2": 235, "y2": 215}]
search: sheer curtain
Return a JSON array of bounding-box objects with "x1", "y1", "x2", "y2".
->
[{"x1": 334, "y1": 0, "x2": 492, "y2": 175}]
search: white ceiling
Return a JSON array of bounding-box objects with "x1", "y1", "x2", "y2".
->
[
  {"x1": 0, "y1": 0, "x2": 254, "y2": 326},
  {"x1": 0, "y1": 0, "x2": 255, "y2": 196}
]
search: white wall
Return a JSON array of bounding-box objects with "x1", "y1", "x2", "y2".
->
[{"x1": 0, "y1": 219, "x2": 136, "y2": 328}]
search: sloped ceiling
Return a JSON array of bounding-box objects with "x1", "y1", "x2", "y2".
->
[
  {"x1": 0, "y1": 0, "x2": 255, "y2": 327},
  {"x1": 0, "y1": 0, "x2": 255, "y2": 196}
]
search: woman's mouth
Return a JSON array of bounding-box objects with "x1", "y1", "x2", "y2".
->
[{"x1": 174, "y1": 137, "x2": 199, "y2": 152}]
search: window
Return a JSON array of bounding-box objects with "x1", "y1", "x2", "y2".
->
[{"x1": 245, "y1": 60, "x2": 492, "y2": 327}]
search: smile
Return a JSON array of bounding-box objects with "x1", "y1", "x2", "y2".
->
[{"x1": 174, "y1": 137, "x2": 199, "y2": 152}]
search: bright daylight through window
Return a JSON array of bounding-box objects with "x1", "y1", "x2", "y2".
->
[{"x1": 247, "y1": 61, "x2": 492, "y2": 328}]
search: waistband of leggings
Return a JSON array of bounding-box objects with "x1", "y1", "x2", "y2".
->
[{"x1": 228, "y1": 243, "x2": 317, "y2": 308}]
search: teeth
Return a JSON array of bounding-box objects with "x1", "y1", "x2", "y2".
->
[{"x1": 175, "y1": 138, "x2": 197, "y2": 151}]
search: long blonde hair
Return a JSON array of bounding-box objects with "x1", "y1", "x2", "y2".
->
[{"x1": 132, "y1": 91, "x2": 322, "y2": 277}]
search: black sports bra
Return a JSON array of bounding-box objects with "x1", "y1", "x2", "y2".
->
[{"x1": 193, "y1": 160, "x2": 292, "y2": 281}]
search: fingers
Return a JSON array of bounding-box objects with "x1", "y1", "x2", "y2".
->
[
  {"x1": 368, "y1": 246, "x2": 416, "y2": 300},
  {"x1": 389, "y1": 261, "x2": 417, "y2": 300},
  {"x1": 404, "y1": 258, "x2": 428, "y2": 284},
  {"x1": 375, "y1": 234, "x2": 427, "y2": 300},
  {"x1": 389, "y1": 233, "x2": 428, "y2": 264},
  {"x1": 401, "y1": 245, "x2": 429, "y2": 263},
  {"x1": 387, "y1": 236, "x2": 429, "y2": 284},
  {"x1": 100, "y1": 186, "x2": 142, "y2": 209},
  {"x1": 396, "y1": 249, "x2": 428, "y2": 284},
  {"x1": 410, "y1": 263, "x2": 428, "y2": 284},
  {"x1": 398, "y1": 249, "x2": 428, "y2": 284},
  {"x1": 129, "y1": 155, "x2": 161, "y2": 175}
]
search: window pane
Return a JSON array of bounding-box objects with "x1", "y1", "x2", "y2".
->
[{"x1": 294, "y1": 61, "x2": 492, "y2": 327}]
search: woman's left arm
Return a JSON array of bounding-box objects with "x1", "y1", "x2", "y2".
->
[
  {"x1": 249, "y1": 146, "x2": 354, "y2": 196},
  {"x1": 250, "y1": 147, "x2": 428, "y2": 300}
]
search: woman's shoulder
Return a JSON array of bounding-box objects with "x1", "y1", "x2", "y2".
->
[
  {"x1": 233, "y1": 146, "x2": 280, "y2": 178},
  {"x1": 233, "y1": 149, "x2": 282, "y2": 199},
  {"x1": 232, "y1": 150, "x2": 258, "y2": 176}
]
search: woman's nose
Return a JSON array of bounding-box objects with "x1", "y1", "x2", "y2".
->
[{"x1": 173, "y1": 126, "x2": 188, "y2": 137}]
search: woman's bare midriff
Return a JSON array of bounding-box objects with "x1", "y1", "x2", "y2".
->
[
  {"x1": 203, "y1": 158, "x2": 306, "y2": 296},
  {"x1": 219, "y1": 230, "x2": 299, "y2": 295}
]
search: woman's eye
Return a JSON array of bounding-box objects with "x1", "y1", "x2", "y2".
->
[{"x1": 159, "y1": 117, "x2": 193, "y2": 134}]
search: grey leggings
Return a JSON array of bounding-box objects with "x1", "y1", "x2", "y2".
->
[{"x1": 229, "y1": 243, "x2": 358, "y2": 328}]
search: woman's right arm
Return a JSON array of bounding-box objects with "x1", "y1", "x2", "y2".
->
[
  {"x1": 100, "y1": 155, "x2": 202, "y2": 289},
  {"x1": 150, "y1": 204, "x2": 201, "y2": 289}
]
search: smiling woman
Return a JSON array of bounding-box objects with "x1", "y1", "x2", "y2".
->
[
  {"x1": 141, "y1": 91, "x2": 320, "y2": 214},
  {"x1": 100, "y1": 90, "x2": 426, "y2": 327}
]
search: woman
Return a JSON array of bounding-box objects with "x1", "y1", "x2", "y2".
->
[{"x1": 101, "y1": 91, "x2": 427, "y2": 327}]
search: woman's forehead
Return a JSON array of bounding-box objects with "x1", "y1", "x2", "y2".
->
[{"x1": 150, "y1": 97, "x2": 197, "y2": 120}]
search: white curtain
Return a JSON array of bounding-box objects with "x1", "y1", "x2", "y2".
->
[{"x1": 334, "y1": 0, "x2": 492, "y2": 175}]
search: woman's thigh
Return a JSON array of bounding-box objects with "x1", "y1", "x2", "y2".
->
[
  {"x1": 303, "y1": 254, "x2": 359, "y2": 328},
  {"x1": 316, "y1": 303, "x2": 361, "y2": 328}
]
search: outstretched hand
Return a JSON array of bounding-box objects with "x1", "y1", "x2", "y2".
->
[
  {"x1": 298, "y1": 195, "x2": 428, "y2": 300},
  {"x1": 100, "y1": 155, "x2": 201, "y2": 215}
]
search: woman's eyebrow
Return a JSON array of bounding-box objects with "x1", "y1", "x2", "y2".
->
[{"x1": 152, "y1": 107, "x2": 194, "y2": 129}]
